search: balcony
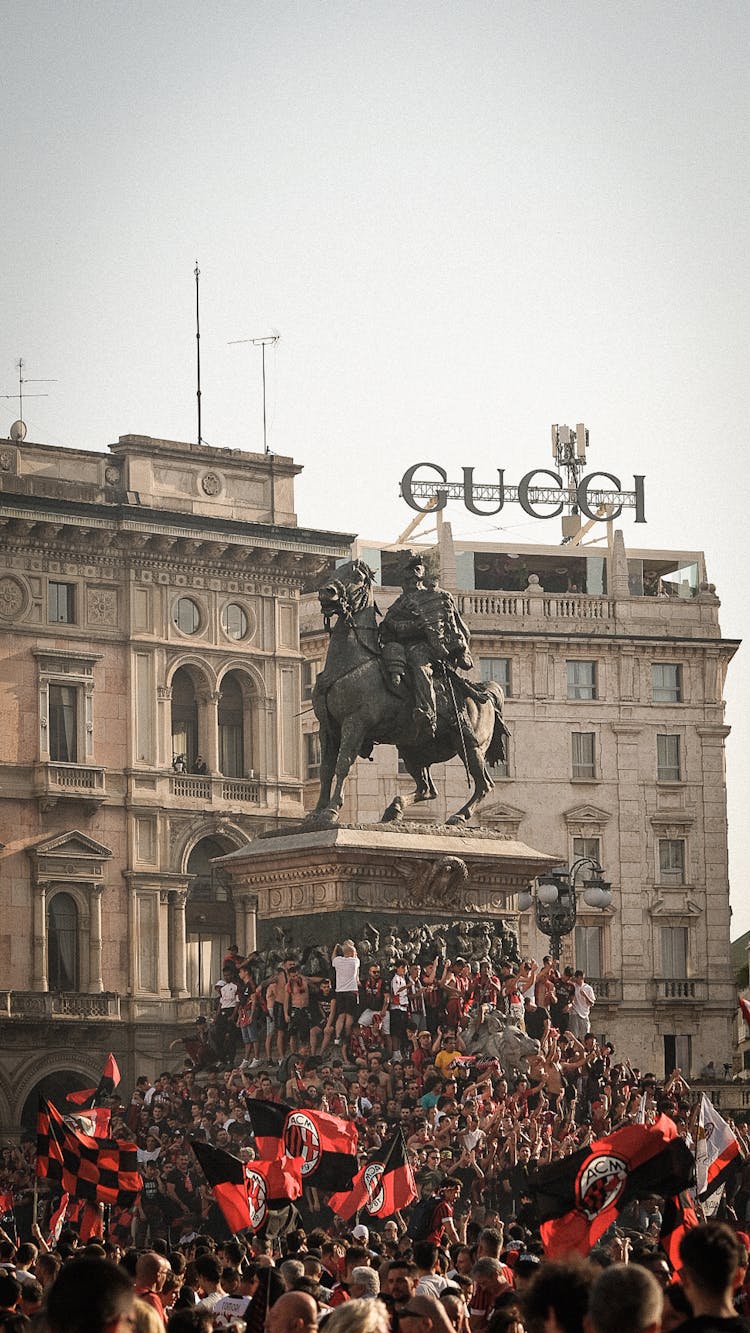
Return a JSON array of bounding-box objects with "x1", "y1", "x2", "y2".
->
[
  {"x1": 169, "y1": 774, "x2": 262, "y2": 805},
  {"x1": 0, "y1": 991, "x2": 121, "y2": 1020},
  {"x1": 650, "y1": 977, "x2": 708, "y2": 1004},
  {"x1": 34, "y1": 762, "x2": 106, "y2": 812},
  {"x1": 589, "y1": 977, "x2": 622, "y2": 1004}
]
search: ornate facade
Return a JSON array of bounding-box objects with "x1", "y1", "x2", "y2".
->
[
  {"x1": 0, "y1": 432, "x2": 349, "y2": 1129},
  {"x1": 300, "y1": 522, "x2": 740, "y2": 1077}
]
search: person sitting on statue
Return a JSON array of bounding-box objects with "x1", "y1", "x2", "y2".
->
[{"x1": 380, "y1": 551, "x2": 473, "y2": 743}]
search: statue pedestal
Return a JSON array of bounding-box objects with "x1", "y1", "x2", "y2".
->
[{"x1": 217, "y1": 822, "x2": 557, "y2": 964}]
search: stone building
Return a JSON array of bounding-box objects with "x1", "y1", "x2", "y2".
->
[
  {"x1": 300, "y1": 521, "x2": 739, "y2": 1076},
  {"x1": 0, "y1": 431, "x2": 349, "y2": 1128}
]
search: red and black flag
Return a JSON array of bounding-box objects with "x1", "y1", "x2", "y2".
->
[
  {"x1": 36, "y1": 1097, "x2": 141, "y2": 1209},
  {"x1": 0, "y1": 1193, "x2": 15, "y2": 1243},
  {"x1": 660, "y1": 1189, "x2": 700, "y2": 1272},
  {"x1": 65, "y1": 1107, "x2": 112, "y2": 1139},
  {"x1": 283, "y1": 1107, "x2": 359, "y2": 1193},
  {"x1": 47, "y1": 1193, "x2": 69, "y2": 1245},
  {"x1": 243, "y1": 1098, "x2": 291, "y2": 1160},
  {"x1": 329, "y1": 1129, "x2": 417, "y2": 1221},
  {"x1": 532, "y1": 1115, "x2": 695, "y2": 1258},
  {"x1": 66, "y1": 1053, "x2": 121, "y2": 1109},
  {"x1": 191, "y1": 1139, "x2": 303, "y2": 1233},
  {"x1": 78, "y1": 1201, "x2": 105, "y2": 1243}
]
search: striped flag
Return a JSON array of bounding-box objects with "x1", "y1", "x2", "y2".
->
[
  {"x1": 695, "y1": 1094, "x2": 742, "y2": 1214},
  {"x1": 329, "y1": 1129, "x2": 417, "y2": 1220},
  {"x1": 66, "y1": 1053, "x2": 121, "y2": 1109}
]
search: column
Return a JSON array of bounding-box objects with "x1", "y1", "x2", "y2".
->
[
  {"x1": 157, "y1": 685, "x2": 173, "y2": 768},
  {"x1": 241, "y1": 893, "x2": 259, "y2": 956},
  {"x1": 170, "y1": 889, "x2": 189, "y2": 998},
  {"x1": 32, "y1": 881, "x2": 48, "y2": 992},
  {"x1": 89, "y1": 883, "x2": 104, "y2": 992},
  {"x1": 200, "y1": 691, "x2": 221, "y2": 775}
]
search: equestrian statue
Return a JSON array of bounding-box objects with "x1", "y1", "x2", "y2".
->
[{"x1": 310, "y1": 552, "x2": 508, "y2": 825}]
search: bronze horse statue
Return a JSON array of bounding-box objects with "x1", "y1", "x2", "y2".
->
[{"x1": 310, "y1": 559, "x2": 507, "y2": 824}]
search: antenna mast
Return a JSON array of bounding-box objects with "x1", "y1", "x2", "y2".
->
[
  {"x1": 194, "y1": 262, "x2": 203, "y2": 445},
  {"x1": 1, "y1": 358, "x2": 57, "y2": 434},
  {"x1": 229, "y1": 333, "x2": 280, "y2": 454}
]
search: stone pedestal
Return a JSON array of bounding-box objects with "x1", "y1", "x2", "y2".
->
[{"x1": 217, "y1": 822, "x2": 557, "y2": 959}]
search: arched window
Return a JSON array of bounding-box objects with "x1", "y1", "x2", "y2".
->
[
  {"x1": 48, "y1": 893, "x2": 79, "y2": 991},
  {"x1": 218, "y1": 672, "x2": 244, "y2": 777},
  {"x1": 185, "y1": 838, "x2": 235, "y2": 997},
  {"x1": 171, "y1": 667, "x2": 199, "y2": 768}
]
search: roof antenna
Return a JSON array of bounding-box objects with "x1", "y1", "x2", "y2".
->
[
  {"x1": 194, "y1": 262, "x2": 204, "y2": 445},
  {"x1": 1, "y1": 358, "x2": 57, "y2": 438},
  {"x1": 229, "y1": 332, "x2": 280, "y2": 454}
]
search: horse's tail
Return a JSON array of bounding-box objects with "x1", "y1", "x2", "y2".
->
[{"x1": 484, "y1": 681, "x2": 510, "y2": 767}]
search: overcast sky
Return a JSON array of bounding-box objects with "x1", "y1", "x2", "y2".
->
[{"x1": 3, "y1": 1, "x2": 748, "y2": 930}]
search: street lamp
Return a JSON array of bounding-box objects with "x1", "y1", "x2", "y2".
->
[{"x1": 517, "y1": 858, "x2": 612, "y2": 959}]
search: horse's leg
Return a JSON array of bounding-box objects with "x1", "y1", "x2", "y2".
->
[
  {"x1": 314, "y1": 716, "x2": 340, "y2": 813},
  {"x1": 324, "y1": 714, "x2": 368, "y2": 816},
  {"x1": 398, "y1": 749, "x2": 437, "y2": 802},
  {"x1": 446, "y1": 728, "x2": 493, "y2": 824}
]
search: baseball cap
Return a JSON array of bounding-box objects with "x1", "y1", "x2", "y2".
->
[{"x1": 352, "y1": 1224, "x2": 369, "y2": 1242}]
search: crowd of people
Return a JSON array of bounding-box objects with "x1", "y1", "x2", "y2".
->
[{"x1": 1, "y1": 937, "x2": 749, "y2": 1331}]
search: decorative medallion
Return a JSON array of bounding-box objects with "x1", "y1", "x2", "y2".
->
[
  {"x1": 0, "y1": 451, "x2": 13, "y2": 472},
  {"x1": 104, "y1": 465, "x2": 121, "y2": 485},
  {"x1": 0, "y1": 575, "x2": 27, "y2": 619},
  {"x1": 201, "y1": 472, "x2": 222, "y2": 496}
]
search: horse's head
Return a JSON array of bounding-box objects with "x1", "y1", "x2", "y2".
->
[{"x1": 318, "y1": 559, "x2": 375, "y2": 626}]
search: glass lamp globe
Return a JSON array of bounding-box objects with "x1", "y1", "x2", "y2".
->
[
  {"x1": 517, "y1": 889, "x2": 534, "y2": 912},
  {"x1": 537, "y1": 878, "x2": 560, "y2": 906}
]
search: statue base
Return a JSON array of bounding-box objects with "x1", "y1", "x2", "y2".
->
[{"x1": 218, "y1": 822, "x2": 557, "y2": 969}]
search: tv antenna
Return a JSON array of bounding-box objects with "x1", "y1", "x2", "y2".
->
[
  {"x1": 1, "y1": 358, "x2": 57, "y2": 437},
  {"x1": 194, "y1": 262, "x2": 204, "y2": 445},
  {"x1": 229, "y1": 332, "x2": 280, "y2": 454}
]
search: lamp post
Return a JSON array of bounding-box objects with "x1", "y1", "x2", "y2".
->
[{"x1": 517, "y1": 858, "x2": 612, "y2": 959}]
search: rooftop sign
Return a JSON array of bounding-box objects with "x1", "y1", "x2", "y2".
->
[{"x1": 400, "y1": 424, "x2": 645, "y2": 524}]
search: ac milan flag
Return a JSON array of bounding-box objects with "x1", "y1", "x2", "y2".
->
[
  {"x1": 283, "y1": 1107, "x2": 358, "y2": 1193},
  {"x1": 695, "y1": 1093, "x2": 742, "y2": 1212},
  {"x1": 739, "y1": 997, "x2": 750, "y2": 1032},
  {"x1": 329, "y1": 1129, "x2": 416, "y2": 1221},
  {"x1": 244, "y1": 1099, "x2": 358, "y2": 1194},
  {"x1": 66, "y1": 1053, "x2": 121, "y2": 1109},
  {"x1": 36, "y1": 1097, "x2": 141, "y2": 1209},
  {"x1": 191, "y1": 1139, "x2": 303, "y2": 1233},
  {"x1": 533, "y1": 1115, "x2": 695, "y2": 1258}
]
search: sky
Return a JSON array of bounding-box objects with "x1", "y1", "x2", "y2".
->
[{"x1": 2, "y1": 1, "x2": 749, "y2": 926}]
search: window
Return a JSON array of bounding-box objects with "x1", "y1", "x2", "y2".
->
[
  {"x1": 653, "y1": 663, "x2": 682, "y2": 703},
  {"x1": 303, "y1": 659, "x2": 322, "y2": 701},
  {"x1": 171, "y1": 667, "x2": 199, "y2": 768},
  {"x1": 221, "y1": 603, "x2": 248, "y2": 641},
  {"x1": 659, "y1": 839, "x2": 686, "y2": 885},
  {"x1": 572, "y1": 732, "x2": 596, "y2": 780},
  {"x1": 479, "y1": 657, "x2": 512, "y2": 696},
  {"x1": 567, "y1": 660, "x2": 597, "y2": 700},
  {"x1": 48, "y1": 684, "x2": 78, "y2": 762},
  {"x1": 48, "y1": 892, "x2": 79, "y2": 990},
  {"x1": 657, "y1": 734, "x2": 681, "y2": 781},
  {"x1": 487, "y1": 730, "x2": 511, "y2": 778},
  {"x1": 305, "y1": 731, "x2": 321, "y2": 779},
  {"x1": 572, "y1": 836, "x2": 601, "y2": 879},
  {"x1": 664, "y1": 1034, "x2": 691, "y2": 1078},
  {"x1": 173, "y1": 597, "x2": 201, "y2": 634},
  {"x1": 575, "y1": 924, "x2": 602, "y2": 977},
  {"x1": 48, "y1": 582, "x2": 75, "y2": 624},
  {"x1": 218, "y1": 673, "x2": 244, "y2": 777},
  {"x1": 661, "y1": 926, "x2": 688, "y2": 977}
]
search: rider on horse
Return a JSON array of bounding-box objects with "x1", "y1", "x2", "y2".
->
[{"x1": 380, "y1": 551, "x2": 485, "y2": 744}]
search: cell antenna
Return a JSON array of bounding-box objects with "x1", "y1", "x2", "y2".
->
[
  {"x1": 229, "y1": 332, "x2": 280, "y2": 454},
  {"x1": 1, "y1": 358, "x2": 57, "y2": 436},
  {"x1": 194, "y1": 262, "x2": 203, "y2": 445}
]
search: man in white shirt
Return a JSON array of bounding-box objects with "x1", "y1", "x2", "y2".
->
[
  {"x1": 568, "y1": 969, "x2": 596, "y2": 1041},
  {"x1": 389, "y1": 959, "x2": 410, "y2": 1056},
  {"x1": 331, "y1": 940, "x2": 360, "y2": 1050}
]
